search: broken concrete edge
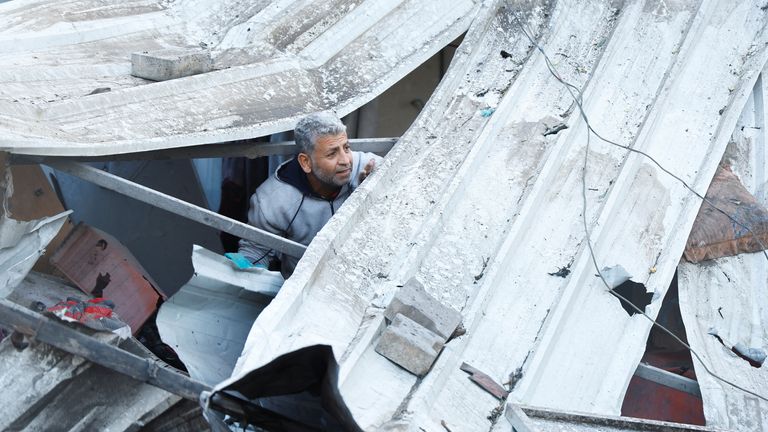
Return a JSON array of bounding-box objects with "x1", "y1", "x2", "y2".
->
[
  {"x1": 131, "y1": 49, "x2": 213, "y2": 82},
  {"x1": 0, "y1": 152, "x2": 9, "y2": 218},
  {"x1": 505, "y1": 402, "x2": 539, "y2": 432},
  {"x1": 383, "y1": 277, "x2": 462, "y2": 341},
  {"x1": 220, "y1": 6, "x2": 478, "y2": 382},
  {"x1": 0, "y1": 211, "x2": 72, "y2": 299},
  {"x1": 509, "y1": 403, "x2": 721, "y2": 431},
  {"x1": 374, "y1": 313, "x2": 444, "y2": 377},
  {"x1": 222, "y1": 134, "x2": 399, "y2": 381}
]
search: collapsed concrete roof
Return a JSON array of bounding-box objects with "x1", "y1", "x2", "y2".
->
[
  {"x1": 0, "y1": 0, "x2": 477, "y2": 156},
  {"x1": 215, "y1": 0, "x2": 768, "y2": 430},
  {"x1": 677, "y1": 85, "x2": 768, "y2": 431}
]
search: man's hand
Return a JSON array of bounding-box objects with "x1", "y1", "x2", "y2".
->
[{"x1": 358, "y1": 158, "x2": 377, "y2": 183}]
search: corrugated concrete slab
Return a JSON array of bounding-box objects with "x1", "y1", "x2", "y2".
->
[
  {"x1": 0, "y1": 0, "x2": 478, "y2": 156},
  {"x1": 217, "y1": 0, "x2": 768, "y2": 430},
  {"x1": 678, "y1": 67, "x2": 768, "y2": 431}
]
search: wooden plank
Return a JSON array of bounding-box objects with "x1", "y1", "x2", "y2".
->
[
  {"x1": 0, "y1": 298, "x2": 210, "y2": 401},
  {"x1": 46, "y1": 161, "x2": 307, "y2": 259}
]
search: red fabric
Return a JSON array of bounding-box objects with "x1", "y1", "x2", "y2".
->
[{"x1": 47, "y1": 298, "x2": 115, "y2": 323}]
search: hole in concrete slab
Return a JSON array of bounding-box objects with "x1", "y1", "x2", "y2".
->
[
  {"x1": 622, "y1": 271, "x2": 705, "y2": 426},
  {"x1": 611, "y1": 280, "x2": 653, "y2": 316}
]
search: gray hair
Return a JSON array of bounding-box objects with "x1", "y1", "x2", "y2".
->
[{"x1": 294, "y1": 112, "x2": 347, "y2": 155}]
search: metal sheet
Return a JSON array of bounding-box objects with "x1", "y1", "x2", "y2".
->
[
  {"x1": 218, "y1": 0, "x2": 768, "y2": 430},
  {"x1": 0, "y1": 211, "x2": 70, "y2": 298},
  {"x1": 0, "y1": 0, "x2": 477, "y2": 156},
  {"x1": 157, "y1": 245, "x2": 283, "y2": 386}
]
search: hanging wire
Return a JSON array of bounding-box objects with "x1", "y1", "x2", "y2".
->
[{"x1": 511, "y1": 12, "x2": 768, "y2": 403}]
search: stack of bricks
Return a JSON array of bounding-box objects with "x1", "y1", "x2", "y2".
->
[{"x1": 375, "y1": 278, "x2": 462, "y2": 376}]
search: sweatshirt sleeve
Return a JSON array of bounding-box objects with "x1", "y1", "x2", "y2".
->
[
  {"x1": 238, "y1": 189, "x2": 281, "y2": 266},
  {"x1": 349, "y1": 151, "x2": 384, "y2": 189}
]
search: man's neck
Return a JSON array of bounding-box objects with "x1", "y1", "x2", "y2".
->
[{"x1": 306, "y1": 172, "x2": 341, "y2": 199}]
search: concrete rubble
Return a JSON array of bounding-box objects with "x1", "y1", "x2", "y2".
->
[
  {"x1": 220, "y1": 0, "x2": 768, "y2": 430},
  {"x1": 383, "y1": 278, "x2": 462, "y2": 340},
  {"x1": 131, "y1": 49, "x2": 213, "y2": 81},
  {"x1": 1, "y1": 0, "x2": 768, "y2": 431},
  {"x1": 375, "y1": 313, "x2": 445, "y2": 377}
]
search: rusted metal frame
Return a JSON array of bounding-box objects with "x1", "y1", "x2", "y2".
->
[
  {"x1": 0, "y1": 298, "x2": 209, "y2": 401},
  {"x1": 634, "y1": 362, "x2": 702, "y2": 397},
  {"x1": 45, "y1": 160, "x2": 306, "y2": 259},
  {"x1": 11, "y1": 138, "x2": 398, "y2": 163},
  {"x1": 0, "y1": 298, "x2": 292, "y2": 426}
]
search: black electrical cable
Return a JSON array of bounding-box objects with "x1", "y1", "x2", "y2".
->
[{"x1": 512, "y1": 13, "x2": 768, "y2": 403}]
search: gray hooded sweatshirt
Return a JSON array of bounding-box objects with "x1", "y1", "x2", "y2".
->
[{"x1": 238, "y1": 151, "x2": 382, "y2": 278}]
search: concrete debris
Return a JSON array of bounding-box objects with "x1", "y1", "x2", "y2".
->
[
  {"x1": 383, "y1": 278, "x2": 462, "y2": 340},
  {"x1": 131, "y1": 49, "x2": 213, "y2": 82},
  {"x1": 50, "y1": 223, "x2": 164, "y2": 334},
  {"x1": 375, "y1": 313, "x2": 443, "y2": 377},
  {"x1": 678, "y1": 115, "x2": 768, "y2": 429},
  {"x1": 543, "y1": 122, "x2": 568, "y2": 136},
  {"x1": 506, "y1": 404, "x2": 719, "y2": 432},
  {"x1": 0, "y1": 212, "x2": 70, "y2": 298},
  {"x1": 600, "y1": 265, "x2": 632, "y2": 289},
  {"x1": 226, "y1": 0, "x2": 768, "y2": 429},
  {"x1": 0, "y1": 286, "x2": 179, "y2": 432}
]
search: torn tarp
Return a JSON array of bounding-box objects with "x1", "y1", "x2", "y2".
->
[
  {"x1": 204, "y1": 345, "x2": 362, "y2": 432},
  {"x1": 684, "y1": 165, "x2": 768, "y2": 262}
]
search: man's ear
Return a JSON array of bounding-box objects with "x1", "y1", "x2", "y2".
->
[{"x1": 297, "y1": 153, "x2": 312, "y2": 174}]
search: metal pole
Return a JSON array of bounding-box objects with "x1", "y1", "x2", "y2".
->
[
  {"x1": 14, "y1": 138, "x2": 398, "y2": 163},
  {"x1": 47, "y1": 161, "x2": 306, "y2": 259}
]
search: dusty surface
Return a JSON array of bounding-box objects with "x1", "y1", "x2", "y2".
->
[
  {"x1": 0, "y1": 0, "x2": 477, "y2": 155},
  {"x1": 222, "y1": 0, "x2": 768, "y2": 430},
  {"x1": 678, "y1": 72, "x2": 768, "y2": 431}
]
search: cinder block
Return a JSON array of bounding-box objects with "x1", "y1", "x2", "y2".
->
[
  {"x1": 131, "y1": 49, "x2": 212, "y2": 81},
  {"x1": 375, "y1": 314, "x2": 443, "y2": 376},
  {"x1": 384, "y1": 278, "x2": 462, "y2": 340}
]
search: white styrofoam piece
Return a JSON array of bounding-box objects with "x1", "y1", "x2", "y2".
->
[{"x1": 157, "y1": 245, "x2": 282, "y2": 386}]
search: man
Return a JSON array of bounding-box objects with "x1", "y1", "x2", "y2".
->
[{"x1": 238, "y1": 112, "x2": 383, "y2": 278}]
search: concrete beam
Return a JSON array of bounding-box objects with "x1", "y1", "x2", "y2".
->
[
  {"x1": 131, "y1": 49, "x2": 212, "y2": 81},
  {"x1": 12, "y1": 138, "x2": 398, "y2": 163}
]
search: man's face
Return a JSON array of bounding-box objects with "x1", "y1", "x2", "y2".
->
[{"x1": 308, "y1": 132, "x2": 353, "y2": 188}]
